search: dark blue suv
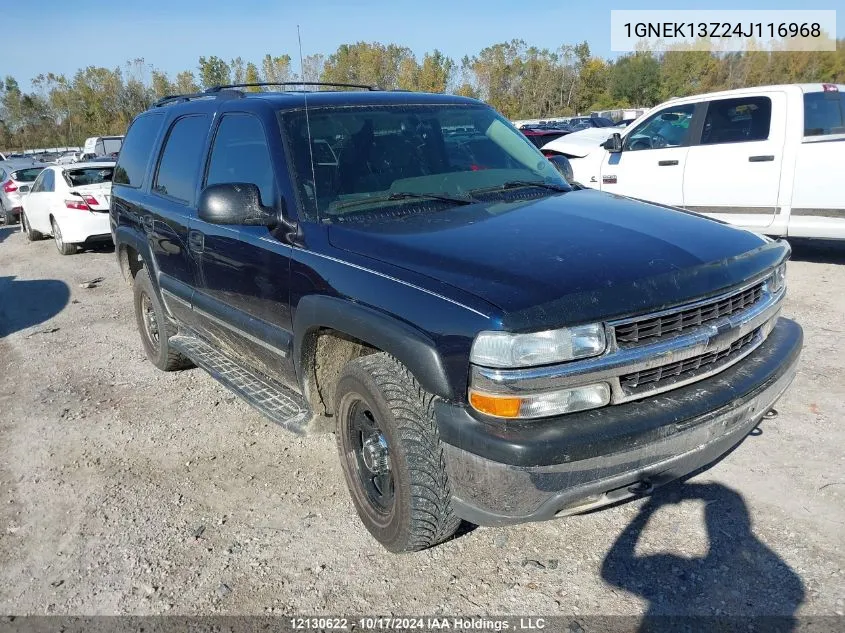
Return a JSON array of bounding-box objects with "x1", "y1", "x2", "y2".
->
[{"x1": 110, "y1": 83, "x2": 802, "y2": 552}]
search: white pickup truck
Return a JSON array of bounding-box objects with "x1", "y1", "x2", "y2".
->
[{"x1": 542, "y1": 83, "x2": 845, "y2": 240}]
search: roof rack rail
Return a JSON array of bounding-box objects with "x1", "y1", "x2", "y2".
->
[
  {"x1": 206, "y1": 81, "x2": 379, "y2": 92},
  {"x1": 152, "y1": 89, "x2": 244, "y2": 108}
]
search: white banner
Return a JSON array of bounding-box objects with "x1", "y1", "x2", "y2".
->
[{"x1": 611, "y1": 10, "x2": 837, "y2": 52}]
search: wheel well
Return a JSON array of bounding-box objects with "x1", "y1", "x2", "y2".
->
[
  {"x1": 118, "y1": 244, "x2": 144, "y2": 286},
  {"x1": 301, "y1": 328, "x2": 379, "y2": 430}
]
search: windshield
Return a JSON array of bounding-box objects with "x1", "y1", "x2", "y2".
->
[
  {"x1": 12, "y1": 167, "x2": 43, "y2": 182},
  {"x1": 281, "y1": 104, "x2": 569, "y2": 220},
  {"x1": 64, "y1": 167, "x2": 113, "y2": 187}
]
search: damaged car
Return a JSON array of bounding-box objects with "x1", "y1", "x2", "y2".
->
[{"x1": 110, "y1": 84, "x2": 802, "y2": 552}]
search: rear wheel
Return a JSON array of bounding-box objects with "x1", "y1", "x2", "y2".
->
[
  {"x1": 21, "y1": 212, "x2": 42, "y2": 241},
  {"x1": 52, "y1": 219, "x2": 77, "y2": 255},
  {"x1": 133, "y1": 269, "x2": 191, "y2": 371},
  {"x1": 335, "y1": 353, "x2": 460, "y2": 552}
]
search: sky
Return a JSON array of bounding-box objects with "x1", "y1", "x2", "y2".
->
[{"x1": 6, "y1": 0, "x2": 844, "y2": 88}]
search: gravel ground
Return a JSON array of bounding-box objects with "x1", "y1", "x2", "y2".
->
[{"x1": 1, "y1": 224, "x2": 844, "y2": 619}]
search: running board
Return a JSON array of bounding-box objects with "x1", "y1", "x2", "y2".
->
[{"x1": 170, "y1": 334, "x2": 311, "y2": 434}]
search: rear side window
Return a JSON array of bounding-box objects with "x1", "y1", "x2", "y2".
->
[
  {"x1": 700, "y1": 97, "x2": 771, "y2": 145},
  {"x1": 42, "y1": 170, "x2": 55, "y2": 192},
  {"x1": 153, "y1": 115, "x2": 211, "y2": 203},
  {"x1": 114, "y1": 114, "x2": 164, "y2": 188},
  {"x1": 205, "y1": 114, "x2": 276, "y2": 206},
  {"x1": 804, "y1": 91, "x2": 845, "y2": 137},
  {"x1": 101, "y1": 138, "x2": 122, "y2": 155}
]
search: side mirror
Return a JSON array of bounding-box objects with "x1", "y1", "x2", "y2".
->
[
  {"x1": 546, "y1": 154, "x2": 574, "y2": 183},
  {"x1": 197, "y1": 183, "x2": 278, "y2": 227},
  {"x1": 18, "y1": 185, "x2": 31, "y2": 194},
  {"x1": 603, "y1": 133, "x2": 623, "y2": 153}
]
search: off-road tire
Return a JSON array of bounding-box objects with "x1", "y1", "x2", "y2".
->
[
  {"x1": 21, "y1": 212, "x2": 42, "y2": 241},
  {"x1": 335, "y1": 353, "x2": 460, "y2": 552},
  {"x1": 52, "y1": 219, "x2": 77, "y2": 255},
  {"x1": 133, "y1": 269, "x2": 191, "y2": 371}
]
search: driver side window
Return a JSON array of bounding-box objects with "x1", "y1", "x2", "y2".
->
[{"x1": 624, "y1": 104, "x2": 696, "y2": 152}]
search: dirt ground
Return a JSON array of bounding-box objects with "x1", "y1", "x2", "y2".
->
[{"x1": 1, "y1": 224, "x2": 844, "y2": 619}]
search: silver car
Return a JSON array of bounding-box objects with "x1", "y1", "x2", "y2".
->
[{"x1": 0, "y1": 162, "x2": 45, "y2": 225}]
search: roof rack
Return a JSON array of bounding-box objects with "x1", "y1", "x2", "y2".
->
[
  {"x1": 151, "y1": 81, "x2": 379, "y2": 109},
  {"x1": 206, "y1": 81, "x2": 379, "y2": 92},
  {"x1": 152, "y1": 89, "x2": 245, "y2": 108}
]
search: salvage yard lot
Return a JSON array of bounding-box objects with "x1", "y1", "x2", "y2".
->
[{"x1": 1, "y1": 224, "x2": 844, "y2": 617}]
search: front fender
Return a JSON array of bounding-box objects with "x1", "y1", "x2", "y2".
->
[{"x1": 293, "y1": 294, "x2": 453, "y2": 401}]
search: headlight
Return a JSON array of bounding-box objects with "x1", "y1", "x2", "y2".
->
[
  {"x1": 767, "y1": 263, "x2": 787, "y2": 294},
  {"x1": 470, "y1": 323, "x2": 606, "y2": 368},
  {"x1": 469, "y1": 383, "x2": 611, "y2": 419}
]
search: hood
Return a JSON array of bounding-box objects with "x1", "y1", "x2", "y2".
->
[
  {"x1": 541, "y1": 127, "x2": 614, "y2": 157},
  {"x1": 327, "y1": 190, "x2": 786, "y2": 329}
]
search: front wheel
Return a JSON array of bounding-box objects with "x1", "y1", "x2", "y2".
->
[
  {"x1": 335, "y1": 353, "x2": 460, "y2": 552},
  {"x1": 51, "y1": 219, "x2": 76, "y2": 255}
]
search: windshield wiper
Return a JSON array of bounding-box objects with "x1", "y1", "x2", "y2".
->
[
  {"x1": 469, "y1": 180, "x2": 571, "y2": 194},
  {"x1": 330, "y1": 191, "x2": 474, "y2": 213}
]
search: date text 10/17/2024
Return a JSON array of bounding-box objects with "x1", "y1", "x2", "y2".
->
[{"x1": 290, "y1": 617, "x2": 548, "y2": 631}]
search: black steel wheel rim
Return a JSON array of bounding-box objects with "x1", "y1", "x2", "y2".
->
[
  {"x1": 347, "y1": 398, "x2": 394, "y2": 513},
  {"x1": 140, "y1": 292, "x2": 160, "y2": 348}
]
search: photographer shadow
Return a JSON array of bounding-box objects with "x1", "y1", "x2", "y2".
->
[
  {"x1": 0, "y1": 275, "x2": 70, "y2": 338},
  {"x1": 601, "y1": 482, "x2": 804, "y2": 633}
]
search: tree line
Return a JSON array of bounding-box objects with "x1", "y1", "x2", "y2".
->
[{"x1": 2, "y1": 39, "x2": 844, "y2": 150}]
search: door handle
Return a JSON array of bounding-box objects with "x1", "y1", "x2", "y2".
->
[
  {"x1": 749, "y1": 155, "x2": 775, "y2": 162},
  {"x1": 658, "y1": 160, "x2": 679, "y2": 166},
  {"x1": 188, "y1": 230, "x2": 204, "y2": 254}
]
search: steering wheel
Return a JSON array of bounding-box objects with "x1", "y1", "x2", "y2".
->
[
  {"x1": 651, "y1": 133, "x2": 669, "y2": 149},
  {"x1": 628, "y1": 137, "x2": 651, "y2": 151}
]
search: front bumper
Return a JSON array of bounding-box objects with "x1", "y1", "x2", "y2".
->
[{"x1": 437, "y1": 317, "x2": 802, "y2": 526}]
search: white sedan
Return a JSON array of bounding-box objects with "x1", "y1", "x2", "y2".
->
[{"x1": 20, "y1": 162, "x2": 115, "y2": 255}]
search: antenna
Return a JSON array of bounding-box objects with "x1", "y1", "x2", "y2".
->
[{"x1": 298, "y1": 24, "x2": 319, "y2": 217}]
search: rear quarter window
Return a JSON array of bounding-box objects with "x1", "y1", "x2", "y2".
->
[
  {"x1": 114, "y1": 114, "x2": 165, "y2": 188},
  {"x1": 804, "y1": 91, "x2": 845, "y2": 137}
]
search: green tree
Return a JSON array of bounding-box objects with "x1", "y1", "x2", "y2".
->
[
  {"x1": 610, "y1": 52, "x2": 661, "y2": 107},
  {"x1": 322, "y1": 42, "x2": 414, "y2": 89},
  {"x1": 300, "y1": 54, "x2": 325, "y2": 83},
  {"x1": 262, "y1": 54, "x2": 292, "y2": 85},
  {"x1": 198, "y1": 56, "x2": 231, "y2": 89},
  {"x1": 231, "y1": 57, "x2": 246, "y2": 85},
  {"x1": 151, "y1": 70, "x2": 173, "y2": 98},
  {"x1": 417, "y1": 50, "x2": 454, "y2": 93},
  {"x1": 174, "y1": 71, "x2": 200, "y2": 94},
  {"x1": 244, "y1": 63, "x2": 261, "y2": 91}
]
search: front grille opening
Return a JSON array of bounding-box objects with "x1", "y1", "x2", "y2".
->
[
  {"x1": 615, "y1": 283, "x2": 764, "y2": 345},
  {"x1": 620, "y1": 328, "x2": 760, "y2": 394}
]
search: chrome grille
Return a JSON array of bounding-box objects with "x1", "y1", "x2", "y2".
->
[
  {"x1": 619, "y1": 328, "x2": 760, "y2": 395},
  {"x1": 614, "y1": 283, "x2": 764, "y2": 345}
]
